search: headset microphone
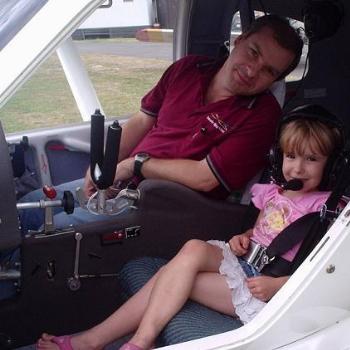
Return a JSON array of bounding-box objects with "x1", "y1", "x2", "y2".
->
[{"x1": 281, "y1": 179, "x2": 303, "y2": 191}]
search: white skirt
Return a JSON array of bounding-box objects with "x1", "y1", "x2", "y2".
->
[{"x1": 208, "y1": 239, "x2": 266, "y2": 324}]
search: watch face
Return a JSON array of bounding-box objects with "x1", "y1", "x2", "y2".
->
[{"x1": 135, "y1": 153, "x2": 150, "y2": 162}]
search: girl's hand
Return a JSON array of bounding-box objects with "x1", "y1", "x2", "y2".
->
[
  {"x1": 246, "y1": 275, "x2": 289, "y2": 301},
  {"x1": 228, "y1": 229, "x2": 253, "y2": 256}
]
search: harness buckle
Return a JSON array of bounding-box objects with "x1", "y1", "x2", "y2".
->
[
  {"x1": 320, "y1": 204, "x2": 340, "y2": 221},
  {"x1": 242, "y1": 241, "x2": 275, "y2": 272}
]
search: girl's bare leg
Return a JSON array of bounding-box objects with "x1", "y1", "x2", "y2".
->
[
  {"x1": 38, "y1": 240, "x2": 235, "y2": 350},
  {"x1": 37, "y1": 271, "x2": 159, "y2": 350},
  {"x1": 129, "y1": 240, "x2": 234, "y2": 349}
]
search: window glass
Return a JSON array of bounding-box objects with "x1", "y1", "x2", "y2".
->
[
  {"x1": 0, "y1": 54, "x2": 81, "y2": 133},
  {"x1": 230, "y1": 11, "x2": 308, "y2": 82},
  {"x1": 0, "y1": 4, "x2": 174, "y2": 133},
  {"x1": 0, "y1": 0, "x2": 48, "y2": 50},
  {"x1": 81, "y1": 38, "x2": 172, "y2": 119}
]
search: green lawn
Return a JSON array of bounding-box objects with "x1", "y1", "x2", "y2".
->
[{"x1": 0, "y1": 42, "x2": 170, "y2": 133}]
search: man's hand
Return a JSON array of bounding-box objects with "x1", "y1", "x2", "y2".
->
[
  {"x1": 83, "y1": 167, "x2": 97, "y2": 198},
  {"x1": 246, "y1": 275, "x2": 289, "y2": 301},
  {"x1": 228, "y1": 229, "x2": 253, "y2": 256},
  {"x1": 83, "y1": 161, "x2": 133, "y2": 199},
  {"x1": 114, "y1": 157, "x2": 134, "y2": 182}
]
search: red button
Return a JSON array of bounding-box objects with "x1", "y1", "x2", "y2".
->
[{"x1": 43, "y1": 185, "x2": 57, "y2": 199}]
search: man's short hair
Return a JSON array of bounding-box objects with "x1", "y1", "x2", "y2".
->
[{"x1": 243, "y1": 14, "x2": 304, "y2": 80}]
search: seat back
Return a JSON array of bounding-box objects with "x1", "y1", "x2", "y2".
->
[
  {"x1": 0, "y1": 122, "x2": 21, "y2": 251},
  {"x1": 270, "y1": 80, "x2": 286, "y2": 108}
]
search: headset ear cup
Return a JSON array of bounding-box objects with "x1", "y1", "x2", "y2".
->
[
  {"x1": 320, "y1": 151, "x2": 344, "y2": 190},
  {"x1": 303, "y1": 0, "x2": 344, "y2": 43},
  {"x1": 319, "y1": 159, "x2": 333, "y2": 191},
  {"x1": 269, "y1": 145, "x2": 284, "y2": 184}
]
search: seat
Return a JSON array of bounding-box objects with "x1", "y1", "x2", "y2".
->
[
  {"x1": 115, "y1": 179, "x2": 254, "y2": 346},
  {"x1": 269, "y1": 79, "x2": 286, "y2": 108},
  {"x1": 0, "y1": 122, "x2": 21, "y2": 251},
  {"x1": 118, "y1": 257, "x2": 243, "y2": 346}
]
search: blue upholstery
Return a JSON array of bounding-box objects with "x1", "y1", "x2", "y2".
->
[{"x1": 118, "y1": 257, "x2": 242, "y2": 346}]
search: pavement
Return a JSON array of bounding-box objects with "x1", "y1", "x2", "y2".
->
[
  {"x1": 74, "y1": 34, "x2": 306, "y2": 78},
  {"x1": 75, "y1": 39, "x2": 173, "y2": 61}
]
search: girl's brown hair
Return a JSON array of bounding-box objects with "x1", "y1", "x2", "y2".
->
[{"x1": 279, "y1": 118, "x2": 342, "y2": 156}]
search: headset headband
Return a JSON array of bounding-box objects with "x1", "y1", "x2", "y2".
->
[{"x1": 281, "y1": 104, "x2": 344, "y2": 134}]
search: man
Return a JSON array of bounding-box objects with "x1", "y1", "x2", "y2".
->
[{"x1": 20, "y1": 14, "x2": 303, "y2": 230}]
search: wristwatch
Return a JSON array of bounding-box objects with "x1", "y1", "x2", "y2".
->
[{"x1": 134, "y1": 153, "x2": 150, "y2": 178}]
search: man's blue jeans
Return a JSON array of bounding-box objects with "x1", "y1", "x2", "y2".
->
[{"x1": 18, "y1": 178, "x2": 115, "y2": 232}]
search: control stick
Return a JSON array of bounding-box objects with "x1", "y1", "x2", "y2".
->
[
  {"x1": 76, "y1": 109, "x2": 140, "y2": 215},
  {"x1": 89, "y1": 109, "x2": 122, "y2": 214}
]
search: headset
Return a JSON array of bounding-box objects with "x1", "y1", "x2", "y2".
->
[
  {"x1": 303, "y1": 0, "x2": 344, "y2": 43},
  {"x1": 269, "y1": 104, "x2": 346, "y2": 190}
]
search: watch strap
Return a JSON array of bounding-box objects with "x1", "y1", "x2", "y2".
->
[{"x1": 133, "y1": 153, "x2": 150, "y2": 178}]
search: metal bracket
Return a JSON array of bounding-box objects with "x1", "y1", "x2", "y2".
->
[{"x1": 67, "y1": 232, "x2": 82, "y2": 291}]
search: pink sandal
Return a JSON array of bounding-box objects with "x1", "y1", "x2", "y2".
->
[
  {"x1": 49, "y1": 336, "x2": 73, "y2": 350},
  {"x1": 119, "y1": 343, "x2": 144, "y2": 350}
]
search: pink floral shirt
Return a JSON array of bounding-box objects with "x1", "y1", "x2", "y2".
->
[{"x1": 250, "y1": 183, "x2": 330, "y2": 261}]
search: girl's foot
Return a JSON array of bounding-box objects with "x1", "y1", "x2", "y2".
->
[
  {"x1": 37, "y1": 334, "x2": 72, "y2": 350},
  {"x1": 37, "y1": 333, "x2": 98, "y2": 350},
  {"x1": 119, "y1": 343, "x2": 144, "y2": 350}
]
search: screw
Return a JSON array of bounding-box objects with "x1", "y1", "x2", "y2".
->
[{"x1": 326, "y1": 264, "x2": 335, "y2": 273}]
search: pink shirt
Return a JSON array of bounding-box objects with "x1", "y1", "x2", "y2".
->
[
  {"x1": 251, "y1": 183, "x2": 330, "y2": 261},
  {"x1": 131, "y1": 55, "x2": 281, "y2": 198}
]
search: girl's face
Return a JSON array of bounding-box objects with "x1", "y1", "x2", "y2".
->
[{"x1": 282, "y1": 144, "x2": 328, "y2": 193}]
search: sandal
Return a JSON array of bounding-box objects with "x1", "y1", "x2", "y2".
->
[
  {"x1": 119, "y1": 342, "x2": 144, "y2": 350},
  {"x1": 45, "y1": 335, "x2": 73, "y2": 350}
]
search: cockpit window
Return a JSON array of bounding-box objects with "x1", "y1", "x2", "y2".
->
[
  {"x1": 0, "y1": 2, "x2": 173, "y2": 133},
  {"x1": 0, "y1": 0, "x2": 48, "y2": 51}
]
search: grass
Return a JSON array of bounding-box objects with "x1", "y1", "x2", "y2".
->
[{"x1": 0, "y1": 39, "x2": 170, "y2": 133}]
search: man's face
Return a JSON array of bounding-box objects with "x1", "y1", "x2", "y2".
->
[{"x1": 220, "y1": 28, "x2": 295, "y2": 96}]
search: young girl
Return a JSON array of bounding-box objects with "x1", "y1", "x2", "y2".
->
[{"x1": 38, "y1": 105, "x2": 343, "y2": 350}]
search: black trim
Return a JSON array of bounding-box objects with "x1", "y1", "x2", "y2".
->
[
  {"x1": 140, "y1": 108, "x2": 158, "y2": 117},
  {"x1": 206, "y1": 155, "x2": 231, "y2": 192}
]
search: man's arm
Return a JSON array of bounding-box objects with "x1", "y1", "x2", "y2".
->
[
  {"x1": 116, "y1": 157, "x2": 219, "y2": 192},
  {"x1": 118, "y1": 110, "x2": 156, "y2": 161}
]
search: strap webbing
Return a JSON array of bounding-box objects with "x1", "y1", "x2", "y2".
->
[{"x1": 266, "y1": 212, "x2": 322, "y2": 258}]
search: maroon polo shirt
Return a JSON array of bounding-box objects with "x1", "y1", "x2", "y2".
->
[{"x1": 131, "y1": 55, "x2": 281, "y2": 198}]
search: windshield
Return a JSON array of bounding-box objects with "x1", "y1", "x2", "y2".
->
[{"x1": 0, "y1": 0, "x2": 48, "y2": 50}]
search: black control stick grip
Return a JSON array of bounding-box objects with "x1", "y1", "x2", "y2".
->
[
  {"x1": 89, "y1": 109, "x2": 122, "y2": 190},
  {"x1": 90, "y1": 109, "x2": 105, "y2": 184},
  {"x1": 100, "y1": 120, "x2": 121, "y2": 189}
]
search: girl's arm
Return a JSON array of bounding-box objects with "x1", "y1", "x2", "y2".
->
[
  {"x1": 228, "y1": 210, "x2": 263, "y2": 256},
  {"x1": 228, "y1": 229, "x2": 253, "y2": 256},
  {"x1": 246, "y1": 275, "x2": 289, "y2": 301}
]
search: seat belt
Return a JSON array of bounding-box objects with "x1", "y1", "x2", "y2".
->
[{"x1": 266, "y1": 211, "x2": 323, "y2": 259}]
